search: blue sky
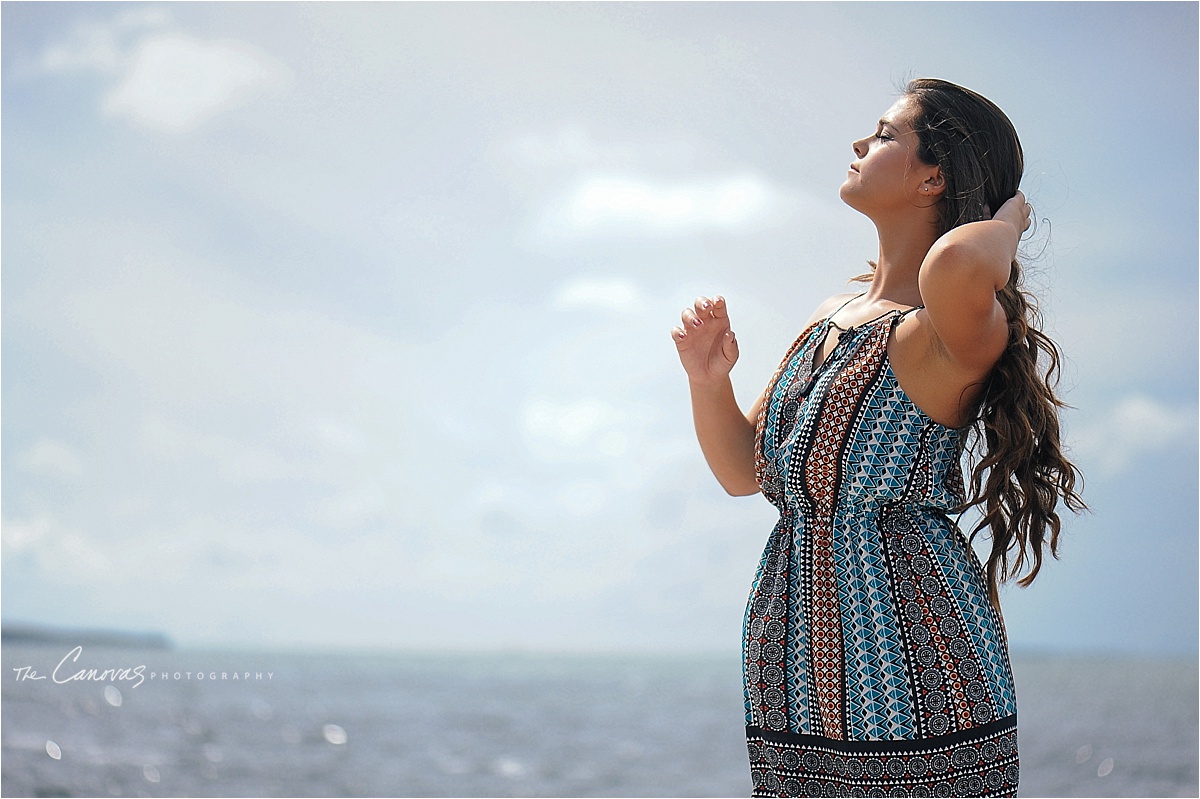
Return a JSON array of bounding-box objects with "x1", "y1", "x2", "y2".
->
[{"x1": 3, "y1": 2, "x2": 1197, "y2": 655}]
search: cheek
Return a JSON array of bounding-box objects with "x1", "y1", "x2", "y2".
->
[{"x1": 875, "y1": 154, "x2": 912, "y2": 188}]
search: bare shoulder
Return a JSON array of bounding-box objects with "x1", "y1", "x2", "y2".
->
[{"x1": 802, "y1": 292, "x2": 861, "y2": 328}]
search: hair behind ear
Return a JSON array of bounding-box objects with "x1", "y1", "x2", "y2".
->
[{"x1": 903, "y1": 77, "x2": 1086, "y2": 607}]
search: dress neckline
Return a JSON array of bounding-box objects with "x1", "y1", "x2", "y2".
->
[
  {"x1": 814, "y1": 305, "x2": 916, "y2": 372},
  {"x1": 824, "y1": 292, "x2": 922, "y2": 331},
  {"x1": 802, "y1": 303, "x2": 923, "y2": 400}
]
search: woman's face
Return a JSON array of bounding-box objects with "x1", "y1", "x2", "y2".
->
[{"x1": 839, "y1": 96, "x2": 940, "y2": 217}]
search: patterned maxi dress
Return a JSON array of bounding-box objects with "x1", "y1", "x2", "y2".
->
[{"x1": 744, "y1": 301, "x2": 1020, "y2": 798}]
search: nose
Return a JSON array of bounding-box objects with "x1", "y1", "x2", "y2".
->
[{"x1": 852, "y1": 137, "x2": 869, "y2": 158}]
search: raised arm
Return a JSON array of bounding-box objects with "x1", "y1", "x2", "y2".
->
[
  {"x1": 918, "y1": 191, "x2": 1032, "y2": 372},
  {"x1": 672, "y1": 295, "x2": 761, "y2": 496}
]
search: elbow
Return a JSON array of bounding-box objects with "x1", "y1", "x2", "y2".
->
[
  {"x1": 924, "y1": 238, "x2": 975, "y2": 275},
  {"x1": 921, "y1": 242, "x2": 998, "y2": 299},
  {"x1": 925, "y1": 231, "x2": 1011, "y2": 291},
  {"x1": 720, "y1": 478, "x2": 762, "y2": 497}
]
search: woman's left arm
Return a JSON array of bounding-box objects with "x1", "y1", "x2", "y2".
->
[{"x1": 918, "y1": 191, "x2": 1031, "y2": 371}]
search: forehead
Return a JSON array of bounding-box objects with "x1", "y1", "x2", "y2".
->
[{"x1": 879, "y1": 96, "x2": 918, "y2": 129}]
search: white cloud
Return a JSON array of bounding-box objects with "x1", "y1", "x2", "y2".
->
[
  {"x1": 536, "y1": 173, "x2": 792, "y2": 240},
  {"x1": 312, "y1": 483, "x2": 392, "y2": 530},
  {"x1": 19, "y1": 440, "x2": 85, "y2": 482},
  {"x1": 102, "y1": 33, "x2": 291, "y2": 132},
  {"x1": 552, "y1": 277, "x2": 646, "y2": 313},
  {"x1": 555, "y1": 479, "x2": 608, "y2": 518},
  {"x1": 506, "y1": 125, "x2": 608, "y2": 168},
  {"x1": 2, "y1": 516, "x2": 51, "y2": 555},
  {"x1": 521, "y1": 397, "x2": 629, "y2": 459},
  {"x1": 37, "y1": 8, "x2": 170, "y2": 73},
  {"x1": 30, "y1": 10, "x2": 291, "y2": 132},
  {"x1": 1, "y1": 516, "x2": 112, "y2": 579},
  {"x1": 136, "y1": 416, "x2": 300, "y2": 484},
  {"x1": 1069, "y1": 394, "x2": 1198, "y2": 476},
  {"x1": 56, "y1": 533, "x2": 114, "y2": 578},
  {"x1": 40, "y1": 247, "x2": 410, "y2": 417}
]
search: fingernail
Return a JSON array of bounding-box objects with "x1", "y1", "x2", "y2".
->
[{"x1": 692, "y1": 318, "x2": 702, "y2": 326}]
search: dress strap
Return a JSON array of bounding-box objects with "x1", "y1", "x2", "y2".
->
[
  {"x1": 827, "y1": 293, "x2": 865, "y2": 320},
  {"x1": 825, "y1": 293, "x2": 866, "y2": 331}
]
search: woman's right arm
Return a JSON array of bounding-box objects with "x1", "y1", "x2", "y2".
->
[{"x1": 672, "y1": 295, "x2": 762, "y2": 496}]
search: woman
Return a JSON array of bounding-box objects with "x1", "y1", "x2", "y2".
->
[{"x1": 671, "y1": 79, "x2": 1084, "y2": 797}]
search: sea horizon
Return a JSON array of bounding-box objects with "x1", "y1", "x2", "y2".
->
[
  {"x1": 3, "y1": 640, "x2": 1196, "y2": 798},
  {"x1": 5, "y1": 618, "x2": 1196, "y2": 662}
]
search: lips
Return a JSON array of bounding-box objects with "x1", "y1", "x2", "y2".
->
[{"x1": 849, "y1": 163, "x2": 860, "y2": 172}]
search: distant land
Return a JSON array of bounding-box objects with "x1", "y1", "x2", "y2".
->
[{"x1": 1, "y1": 621, "x2": 172, "y2": 650}]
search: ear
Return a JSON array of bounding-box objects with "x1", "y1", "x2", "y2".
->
[{"x1": 920, "y1": 168, "x2": 946, "y2": 199}]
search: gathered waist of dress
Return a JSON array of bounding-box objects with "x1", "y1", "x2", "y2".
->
[
  {"x1": 842, "y1": 492, "x2": 963, "y2": 512},
  {"x1": 774, "y1": 495, "x2": 965, "y2": 519}
]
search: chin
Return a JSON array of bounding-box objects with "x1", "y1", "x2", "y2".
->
[
  {"x1": 837, "y1": 189, "x2": 874, "y2": 221},
  {"x1": 838, "y1": 182, "x2": 858, "y2": 208}
]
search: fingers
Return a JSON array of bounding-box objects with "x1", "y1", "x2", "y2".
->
[
  {"x1": 696, "y1": 296, "x2": 725, "y2": 314},
  {"x1": 995, "y1": 191, "x2": 1033, "y2": 235},
  {"x1": 672, "y1": 295, "x2": 730, "y2": 345},
  {"x1": 691, "y1": 293, "x2": 724, "y2": 316},
  {"x1": 689, "y1": 295, "x2": 728, "y2": 318},
  {"x1": 678, "y1": 296, "x2": 719, "y2": 330},
  {"x1": 1012, "y1": 190, "x2": 1033, "y2": 230},
  {"x1": 722, "y1": 328, "x2": 739, "y2": 361},
  {"x1": 693, "y1": 296, "x2": 715, "y2": 321},
  {"x1": 676, "y1": 292, "x2": 729, "y2": 347},
  {"x1": 673, "y1": 305, "x2": 702, "y2": 348}
]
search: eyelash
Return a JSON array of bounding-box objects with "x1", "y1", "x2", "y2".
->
[{"x1": 875, "y1": 131, "x2": 892, "y2": 141}]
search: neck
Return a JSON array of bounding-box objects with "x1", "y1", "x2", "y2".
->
[{"x1": 862, "y1": 214, "x2": 940, "y2": 308}]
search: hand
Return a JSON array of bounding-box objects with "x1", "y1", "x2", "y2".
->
[
  {"x1": 672, "y1": 295, "x2": 739, "y2": 385},
  {"x1": 993, "y1": 190, "x2": 1032, "y2": 237}
]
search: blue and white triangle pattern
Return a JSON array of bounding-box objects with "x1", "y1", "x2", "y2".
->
[
  {"x1": 834, "y1": 507, "x2": 915, "y2": 739},
  {"x1": 840, "y1": 372, "x2": 925, "y2": 504}
]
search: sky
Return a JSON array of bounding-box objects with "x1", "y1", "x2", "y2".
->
[{"x1": 2, "y1": 2, "x2": 1197, "y2": 656}]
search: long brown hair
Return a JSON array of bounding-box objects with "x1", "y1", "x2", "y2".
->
[{"x1": 903, "y1": 78, "x2": 1087, "y2": 608}]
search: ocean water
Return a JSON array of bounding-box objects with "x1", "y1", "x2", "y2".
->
[{"x1": 1, "y1": 644, "x2": 1195, "y2": 798}]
